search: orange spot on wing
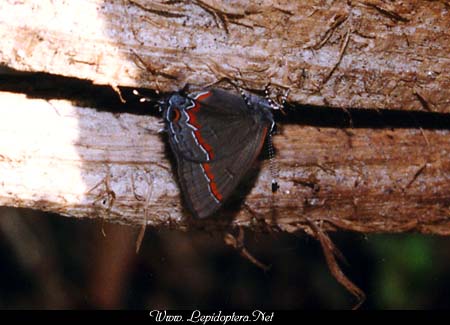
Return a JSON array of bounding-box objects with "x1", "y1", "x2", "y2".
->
[{"x1": 172, "y1": 108, "x2": 181, "y2": 121}]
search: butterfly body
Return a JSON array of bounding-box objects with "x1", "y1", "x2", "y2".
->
[{"x1": 161, "y1": 88, "x2": 274, "y2": 218}]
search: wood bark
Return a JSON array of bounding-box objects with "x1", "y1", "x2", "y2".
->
[
  {"x1": 0, "y1": 1, "x2": 449, "y2": 234},
  {"x1": 0, "y1": 91, "x2": 448, "y2": 234},
  {"x1": 1, "y1": 0, "x2": 449, "y2": 112}
]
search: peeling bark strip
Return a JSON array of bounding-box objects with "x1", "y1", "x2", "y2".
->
[
  {"x1": 0, "y1": 1, "x2": 449, "y2": 112},
  {"x1": 0, "y1": 92, "x2": 449, "y2": 235},
  {"x1": 307, "y1": 219, "x2": 365, "y2": 309}
]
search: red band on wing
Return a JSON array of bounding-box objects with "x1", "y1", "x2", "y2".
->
[
  {"x1": 202, "y1": 163, "x2": 223, "y2": 201},
  {"x1": 186, "y1": 92, "x2": 215, "y2": 160},
  {"x1": 185, "y1": 91, "x2": 223, "y2": 202}
]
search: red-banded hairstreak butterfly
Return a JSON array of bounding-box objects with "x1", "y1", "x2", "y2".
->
[{"x1": 160, "y1": 88, "x2": 283, "y2": 218}]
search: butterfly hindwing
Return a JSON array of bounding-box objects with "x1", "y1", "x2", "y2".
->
[{"x1": 176, "y1": 124, "x2": 269, "y2": 218}]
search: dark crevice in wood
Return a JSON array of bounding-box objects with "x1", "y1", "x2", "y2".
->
[
  {"x1": 0, "y1": 67, "x2": 158, "y2": 116},
  {"x1": 278, "y1": 105, "x2": 450, "y2": 130},
  {"x1": 1, "y1": 68, "x2": 449, "y2": 131}
]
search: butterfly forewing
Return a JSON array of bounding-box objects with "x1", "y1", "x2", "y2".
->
[{"x1": 165, "y1": 89, "x2": 259, "y2": 162}]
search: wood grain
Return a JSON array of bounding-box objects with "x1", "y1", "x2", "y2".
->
[
  {"x1": 0, "y1": 92, "x2": 448, "y2": 234},
  {"x1": 0, "y1": 0, "x2": 449, "y2": 112}
]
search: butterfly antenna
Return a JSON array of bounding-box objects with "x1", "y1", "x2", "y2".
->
[
  {"x1": 133, "y1": 89, "x2": 166, "y2": 113},
  {"x1": 239, "y1": 88, "x2": 252, "y2": 107},
  {"x1": 265, "y1": 84, "x2": 289, "y2": 114},
  {"x1": 263, "y1": 84, "x2": 289, "y2": 192},
  {"x1": 267, "y1": 133, "x2": 279, "y2": 192},
  {"x1": 133, "y1": 89, "x2": 152, "y2": 102},
  {"x1": 240, "y1": 85, "x2": 283, "y2": 192},
  {"x1": 279, "y1": 88, "x2": 289, "y2": 114}
]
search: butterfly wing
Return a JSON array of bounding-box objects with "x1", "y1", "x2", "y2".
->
[
  {"x1": 164, "y1": 88, "x2": 274, "y2": 218},
  {"x1": 165, "y1": 89, "x2": 258, "y2": 163},
  {"x1": 176, "y1": 123, "x2": 270, "y2": 218}
]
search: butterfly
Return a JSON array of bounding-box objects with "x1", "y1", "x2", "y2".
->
[{"x1": 160, "y1": 88, "x2": 284, "y2": 218}]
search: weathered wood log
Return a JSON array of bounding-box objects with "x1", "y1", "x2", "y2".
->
[
  {"x1": 1, "y1": 0, "x2": 449, "y2": 112},
  {"x1": 2, "y1": 1, "x2": 450, "y2": 302},
  {"x1": 0, "y1": 0, "x2": 449, "y2": 235},
  {"x1": 0, "y1": 91, "x2": 448, "y2": 235}
]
